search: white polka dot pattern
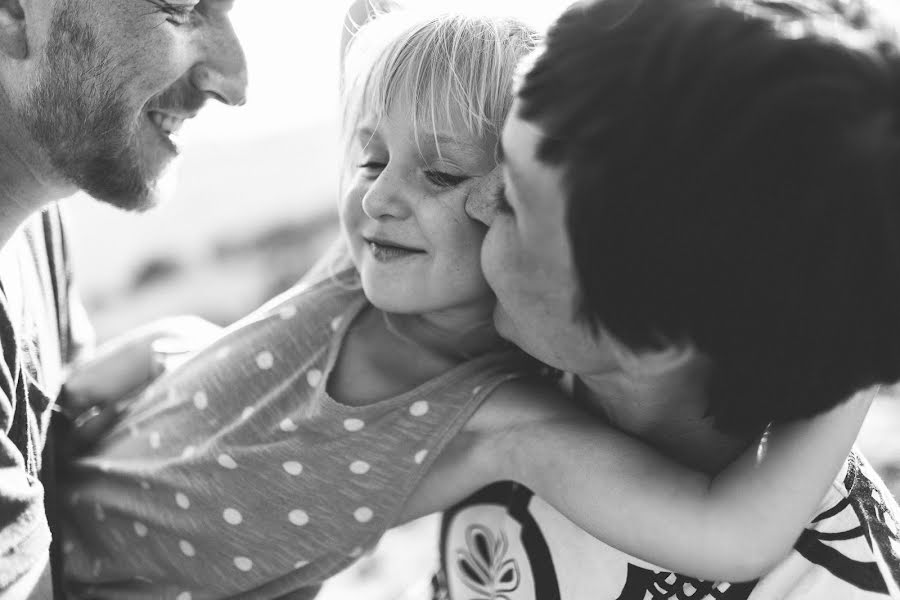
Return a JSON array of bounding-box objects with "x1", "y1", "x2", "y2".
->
[
  {"x1": 280, "y1": 418, "x2": 298, "y2": 432},
  {"x1": 343, "y1": 418, "x2": 365, "y2": 432},
  {"x1": 349, "y1": 460, "x2": 370, "y2": 475},
  {"x1": 217, "y1": 454, "x2": 237, "y2": 469},
  {"x1": 179, "y1": 540, "x2": 196, "y2": 557},
  {"x1": 133, "y1": 522, "x2": 148, "y2": 537},
  {"x1": 176, "y1": 592, "x2": 192, "y2": 600},
  {"x1": 306, "y1": 369, "x2": 322, "y2": 387},
  {"x1": 256, "y1": 351, "x2": 274, "y2": 370},
  {"x1": 409, "y1": 400, "x2": 429, "y2": 417},
  {"x1": 234, "y1": 557, "x2": 253, "y2": 572},
  {"x1": 289, "y1": 509, "x2": 309, "y2": 526},
  {"x1": 175, "y1": 492, "x2": 190, "y2": 509},
  {"x1": 223, "y1": 508, "x2": 243, "y2": 525},
  {"x1": 181, "y1": 446, "x2": 196, "y2": 459},
  {"x1": 414, "y1": 450, "x2": 428, "y2": 464},
  {"x1": 354, "y1": 507, "x2": 373, "y2": 523},
  {"x1": 192, "y1": 391, "x2": 208, "y2": 410},
  {"x1": 241, "y1": 406, "x2": 254, "y2": 420},
  {"x1": 283, "y1": 461, "x2": 303, "y2": 475}
]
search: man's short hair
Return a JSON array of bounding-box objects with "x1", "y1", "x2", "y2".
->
[{"x1": 518, "y1": 0, "x2": 900, "y2": 434}]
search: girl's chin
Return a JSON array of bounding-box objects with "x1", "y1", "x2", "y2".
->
[{"x1": 360, "y1": 283, "x2": 423, "y2": 313}]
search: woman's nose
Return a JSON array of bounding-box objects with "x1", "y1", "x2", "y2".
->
[{"x1": 465, "y1": 168, "x2": 503, "y2": 226}]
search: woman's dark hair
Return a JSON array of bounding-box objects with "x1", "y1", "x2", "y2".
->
[{"x1": 518, "y1": 0, "x2": 900, "y2": 435}]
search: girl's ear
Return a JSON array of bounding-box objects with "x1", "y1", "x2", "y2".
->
[{"x1": 0, "y1": 0, "x2": 27, "y2": 60}]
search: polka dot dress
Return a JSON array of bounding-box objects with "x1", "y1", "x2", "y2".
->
[{"x1": 59, "y1": 271, "x2": 531, "y2": 599}]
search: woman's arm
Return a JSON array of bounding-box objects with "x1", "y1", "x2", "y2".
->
[{"x1": 479, "y1": 378, "x2": 874, "y2": 582}]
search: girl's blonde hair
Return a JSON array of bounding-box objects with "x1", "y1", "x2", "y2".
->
[{"x1": 340, "y1": 8, "x2": 540, "y2": 167}]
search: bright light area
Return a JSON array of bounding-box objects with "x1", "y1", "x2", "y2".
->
[
  {"x1": 67, "y1": 0, "x2": 574, "y2": 301},
  {"x1": 182, "y1": 0, "x2": 571, "y2": 145}
]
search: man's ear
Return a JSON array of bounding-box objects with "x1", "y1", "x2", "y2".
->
[{"x1": 0, "y1": 0, "x2": 27, "y2": 60}]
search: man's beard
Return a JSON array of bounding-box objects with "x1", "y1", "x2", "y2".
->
[{"x1": 20, "y1": 1, "x2": 156, "y2": 211}]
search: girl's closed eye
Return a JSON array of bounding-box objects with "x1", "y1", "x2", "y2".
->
[
  {"x1": 358, "y1": 160, "x2": 386, "y2": 178},
  {"x1": 425, "y1": 170, "x2": 470, "y2": 188}
]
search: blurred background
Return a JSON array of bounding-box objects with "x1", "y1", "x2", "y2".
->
[{"x1": 62, "y1": 0, "x2": 900, "y2": 597}]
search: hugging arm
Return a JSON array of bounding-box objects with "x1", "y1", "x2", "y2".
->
[{"x1": 476, "y1": 378, "x2": 873, "y2": 582}]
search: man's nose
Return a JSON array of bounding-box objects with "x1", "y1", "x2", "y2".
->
[
  {"x1": 191, "y1": 21, "x2": 248, "y2": 106},
  {"x1": 465, "y1": 167, "x2": 503, "y2": 226}
]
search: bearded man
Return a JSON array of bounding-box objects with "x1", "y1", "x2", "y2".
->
[{"x1": 0, "y1": 0, "x2": 247, "y2": 597}]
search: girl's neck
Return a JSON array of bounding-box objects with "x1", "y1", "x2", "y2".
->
[{"x1": 379, "y1": 304, "x2": 505, "y2": 363}]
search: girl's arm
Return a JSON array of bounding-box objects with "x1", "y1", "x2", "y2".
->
[
  {"x1": 61, "y1": 316, "x2": 222, "y2": 450},
  {"x1": 478, "y1": 378, "x2": 874, "y2": 582}
]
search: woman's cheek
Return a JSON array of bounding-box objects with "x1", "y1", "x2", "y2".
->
[{"x1": 480, "y1": 218, "x2": 513, "y2": 282}]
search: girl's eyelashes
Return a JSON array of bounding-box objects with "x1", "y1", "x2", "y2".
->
[
  {"x1": 425, "y1": 170, "x2": 469, "y2": 188},
  {"x1": 358, "y1": 160, "x2": 386, "y2": 172},
  {"x1": 353, "y1": 154, "x2": 469, "y2": 188}
]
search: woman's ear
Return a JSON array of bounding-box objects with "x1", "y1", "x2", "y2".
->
[
  {"x1": 0, "y1": 0, "x2": 27, "y2": 59},
  {"x1": 612, "y1": 335, "x2": 698, "y2": 381}
]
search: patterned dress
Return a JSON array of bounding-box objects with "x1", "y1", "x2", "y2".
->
[
  {"x1": 434, "y1": 451, "x2": 900, "y2": 600},
  {"x1": 59, "y1": 271, "x2": 530, "y2": 599}
]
